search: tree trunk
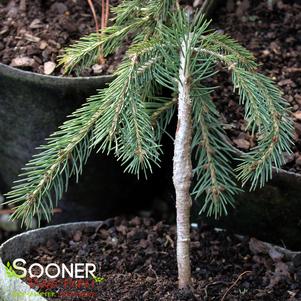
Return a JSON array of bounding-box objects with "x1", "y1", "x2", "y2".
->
[{"x1": 173, "y1": 36, "x2": 193, "y2": 289}]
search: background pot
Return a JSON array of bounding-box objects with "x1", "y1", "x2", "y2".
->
[
  {"x1": 0, "y1": 63, "x2": 112, "y2": 187},
  {"x1": 0, "y1": 64, "x2": 169, "y2": 223},
  {"x1": 197, "y1": 168, "x2": 301, "y2": 251}
]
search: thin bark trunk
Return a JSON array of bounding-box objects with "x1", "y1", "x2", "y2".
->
[{"x1": 173, "y1": 36, "x2": 193, "y2": 289}]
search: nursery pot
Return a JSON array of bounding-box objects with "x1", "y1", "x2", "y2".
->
[
  {"x1": 201, "y1": 168, "x2": 301, "y2": 251},
  {"x1": 0, "y1": 64, "x2": 166, "y2": 222},
  {"x1": 0, "y1": 219, "x2": 300, "y2": 301}
]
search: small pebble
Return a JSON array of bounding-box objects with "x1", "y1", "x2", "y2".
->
[
  {"x1": 10, "y1": 56, "x2": 35, "y2": 68},
  {"x1": 92, "y1": 64, "x2": 104, "y2": 75},
  {"x1": 39, "y1": 41, "x2": 48, "y2": 50},
  {"x1": 44, "y1": 61, "x2": 56, "y2": 75},
  {"x1": 293, "y1": 111, "x2": 301, "y2": 120}
]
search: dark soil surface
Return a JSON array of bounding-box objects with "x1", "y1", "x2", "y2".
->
[
  {"x1": 213, "y1": 0, "x2": 301, "y2": 173},
  {"x1": 0, "y1": 0, "x2": 122, "y2": 76},
  {"x1": 22, "y1": 217, "x2": 301, "y2": 300}
]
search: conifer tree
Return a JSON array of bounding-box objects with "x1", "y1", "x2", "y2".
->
[{"x1": 5, "y1": 0, "x2": 293, "y2": 289}]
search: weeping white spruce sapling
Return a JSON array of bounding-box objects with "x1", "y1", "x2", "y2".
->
[{"x1": 5, "y1": 0, "x2": 293, "y2": 290}]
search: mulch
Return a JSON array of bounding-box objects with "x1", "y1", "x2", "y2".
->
[
  {"x1": 0, "y1": 0, "x2": 122, "y2": 76},
  {"x1": 21, "y1": 216, "x2": 301, "y2": 300}
]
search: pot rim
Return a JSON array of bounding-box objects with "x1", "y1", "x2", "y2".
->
[
  {"x1": 273, "y1": 167, "x2": 301, "y2": 178},
  {"x1": 0, "y1": 221, "x2": 103, "y2": 260},
  {"x1": 0, "y1": 62, "x2": 113, "y2": 84}
]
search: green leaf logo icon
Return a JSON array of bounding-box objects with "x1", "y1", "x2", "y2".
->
[{"x1": 4, "y1": 262, "x2": 23, "y2": 279}]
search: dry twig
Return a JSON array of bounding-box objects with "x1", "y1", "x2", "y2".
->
[
  {"x1": 221, "y1": 271, "x2": 252, "y2": 301},
  {"x1": 87, "y1": 0, "x2": 100, "y2": 32}
]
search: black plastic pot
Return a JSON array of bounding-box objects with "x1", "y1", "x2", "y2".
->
[{"x1": 0, "y1": 64, "x2": 167, "y2": 222}]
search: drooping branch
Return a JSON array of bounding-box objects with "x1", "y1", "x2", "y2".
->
[
  {"x1": 191, "y1": 86, "x2": 240, "y2": 217},
  {"x1": 5, "y1": 97, "x2": 104, "y2": 227},
  {"x1": 194, "y1": 42, "x2": 293, "y2": 190},
  {"x1": 6, "y1": 44, "x2": 162, "y2": 226}
]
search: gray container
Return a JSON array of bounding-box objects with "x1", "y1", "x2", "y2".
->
[
  {"x1": 0, "y1": 63, "x2": 112, "y2": 188},
  {"x1": 200, "y1": 169, "x2": 301, "y2": 250}
]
